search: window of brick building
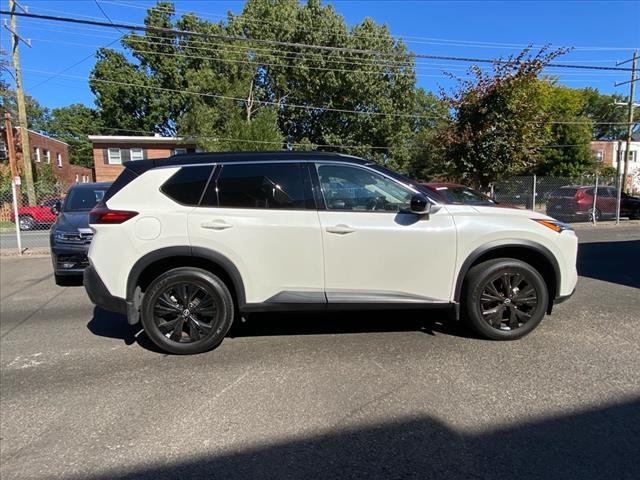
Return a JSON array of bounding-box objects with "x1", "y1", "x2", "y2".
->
[
  {"x1": 44, "y1": 149, "x2": 51, "y2": 164},
  {"x1": 107, "y1": 148, "x2": 122, "y2": 164},
  {"x1": 57, "y1": 153, "x2": 62, "y2": 167},
  {"x1": 34, "y1": 147, "x2": 40, "y2": 162}
]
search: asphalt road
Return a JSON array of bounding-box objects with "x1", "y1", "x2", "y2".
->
[{"x1": 1, "y1": 226, "x2": 639, "y2": 480}]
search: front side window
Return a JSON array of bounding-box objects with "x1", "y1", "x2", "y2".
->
[
  {"x1": 130, "y1": 148, "x2": 144, "y2": 161},
  {"x1": 107, "y1": 148, "x2": 122, "y2": 164},
  {"x1": 161, "y1": 165, "x2": 213, "y2": 206},
  {"x1": 207, "y1": 162, "x2": 308, "y2": 209},
  {"x1": 316, "y1": 163, "x2": 412, "y2": 212}
]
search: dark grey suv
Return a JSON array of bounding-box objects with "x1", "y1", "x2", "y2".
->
[{"x1": 50, "y1": 182, "x2": 111, "y2": 285}]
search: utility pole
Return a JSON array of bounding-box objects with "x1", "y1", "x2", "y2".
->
[
  {"x1": 6, "y1": 0, "x2": 36, "y2": 205},
  {"x1": 615, "y1": 50, "x2": 638, "y2": 193}
]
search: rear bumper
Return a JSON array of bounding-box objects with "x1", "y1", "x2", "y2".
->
[{"x1": 83, "y1": 265, "x2": 127, "y2": 315}]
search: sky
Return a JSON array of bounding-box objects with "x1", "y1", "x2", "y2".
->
[{"x1": 1, "y1": 0, "x2": 639, "y2": 110}]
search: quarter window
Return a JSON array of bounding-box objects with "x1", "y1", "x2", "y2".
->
[
  {"x1": 107, "y1": 148, "x2": 122, "y2": 164},
  {"x1": 316, "y1": 163, "x2": 412, "y2": 212},
  {"x1": 161, "y1": 165, "x2": 213, "y2": 206},
  {"x1": 173, "y1": 148, "x2": 187, "y2": 156},
  {"x1": 205, "y1": 162, "x2": 307, "y2": 209},
  {"x1": 130, "y1": 148, "x2": 144, "y2": 161}
]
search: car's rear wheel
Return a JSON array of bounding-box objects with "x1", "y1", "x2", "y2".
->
[
  {"x1": 464, "y1": 258, "x2": 548, "y2": 340},
  {"x1": 588, "y1": 207, "x2": 601, "y2": 222},
  {"x1": 140, "y1": 267, "x2": 234, "y2": 354},
  {"x1": 19, "y1": 215, "x2": 35, "y2": 231}
]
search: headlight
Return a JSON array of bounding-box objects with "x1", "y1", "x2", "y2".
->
[{"x1": 533, "y1": 219, "x2": 573, "y2": 233}]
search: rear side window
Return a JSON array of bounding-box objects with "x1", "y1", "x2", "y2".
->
[
  {"x1": 103, "y1": 168, "x2": 138, "y2": 203},
  {"x1": 161, "y1": 165, "x2": 213, "y2": 206},
  {"x1": 203, "y1": 162, "x2": 309, "y2": 209}
]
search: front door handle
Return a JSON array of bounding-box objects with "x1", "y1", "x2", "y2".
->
[
  {"x1": 325, "y1": 224, "x2": 355, "y2": 235},
  {"x1": 201, "y1": 220, "x2": 233, "y2": 231}
]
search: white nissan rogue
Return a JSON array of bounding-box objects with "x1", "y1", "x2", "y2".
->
[{"x1": 84, "y1": 152, "x2": 577, "y2": 354}]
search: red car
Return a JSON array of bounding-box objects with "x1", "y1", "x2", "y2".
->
[
  {"x1": 10, "y1": 197, "x2": 62, "y2": 231},
  {"x1": 419, "y1": 182, "x2": 515, "y2": 207},
  {"x1": 546, "y1": 186, "x2": 640, "y2": 222}
]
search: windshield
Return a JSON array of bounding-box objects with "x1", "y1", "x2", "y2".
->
[
  {"x1": 434, "y1": 186, "x2": 495, "y2": 205},
  {"x1": 63, "y1": 187, "x2": 108, "y2": 212}
]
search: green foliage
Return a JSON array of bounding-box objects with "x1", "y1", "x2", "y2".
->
[
  {"x1": 581, "y1": 88, "x2": 629, "y2": 140},
  {"x1": 536, "y1": 83, "x2": 594, "y2": 176},
  {"x1": 435, "y1": 48, "x2": 567, "y2": 189},
  {"x1": 0, "y1": 84, "x2": 50, "y2": 131},
  {"x1": 89, "y1": 0, "x2": 422, "y2": 167},
  {"x1": 45, "y1": 104, "x2": 103, "y2": 168},
  {"x1": 211, "y1": 108, "x2": 283, "y2": 151}
]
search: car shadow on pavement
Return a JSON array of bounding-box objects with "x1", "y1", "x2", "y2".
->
[
  {"x1": 86, "y1": 307, "x2": 165, "y2": 354},
  {"x1": 229, "y1": 309, "x2": 475, "y2": 340},
  {"x1": 87, "y1": 307, "x2": 475, "y2": 353},
  {"x1": 578, "y1": 240, "x2": 640, "y2": 289},
  {"x1": 64, "y1": 397, "x2": 640, "y2": 480}
]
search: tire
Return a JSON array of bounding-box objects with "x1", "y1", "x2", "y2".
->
[
  {"x1": 464, "y1": 258, "x2": 549, "y2": 340},
  {"x1": 19, "y1": 215, "x2": 36, "y2": 231},
  {"x1": 140, "y1": 267, "x2": 234, "y2": 354},
  {"x1": 587, "y1": 207, "x2": 601, "y2": 222}
]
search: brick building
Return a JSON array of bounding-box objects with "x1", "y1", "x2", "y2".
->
[
  {"x1": 1, "y1": 126, "x2": 93, "y2": 188},
  {"x1": 89, "y1": 135, "x2": 198, "y2": 182},
  {"x1": 590, "y1": 139, "x2": 640, "y2": 192}
]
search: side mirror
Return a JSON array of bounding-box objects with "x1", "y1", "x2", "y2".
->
[
  {"x1": 51, "y1": 201, "x2": 61, "y2": 216},
  {"x1": 410, "y1": 193, "x2": 431, "y2": 215}
]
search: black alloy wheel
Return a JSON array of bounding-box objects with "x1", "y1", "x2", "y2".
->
[
  {"x1": 141, "y1": 267, "x2": 234, "y2": 354},
  {"x1": 479, "y1": 272, "x2": 538, "y2": 331},
  {"x1": 464, "y1": 258, "x2": 548, "y2": 340},
  {"x1": 153, "y1": 282, "x2": 217, "y2": 343}
]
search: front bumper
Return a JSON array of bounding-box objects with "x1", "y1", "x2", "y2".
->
[
  {"x1": 51, "y1": 244, "x2": 90, "y2": 275},
  {"x1": 84, "y1": 265, "x2": 127, "y2": 315}
]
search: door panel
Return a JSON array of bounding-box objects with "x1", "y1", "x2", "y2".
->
[
  {"x1": 314, "y1": 162, "x2": 457, "y2": 303},
  {"x1": 318, "y1": 209, "x2": 456, "y2": 302},
  {"x1": 189, "y1": 161, "x2": 324, "y2": 304}
]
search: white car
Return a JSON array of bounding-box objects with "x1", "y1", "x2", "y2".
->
[{"x1": 84, "y1": 152, "x2": 577, "y2": 354}]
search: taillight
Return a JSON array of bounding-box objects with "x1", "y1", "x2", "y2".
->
[
  {"x1": 89, "y1": 204, "x2": 138, "y2": 224},
  {"x1": 576, "y1": 190, "x2": 585, "y2": 200}
]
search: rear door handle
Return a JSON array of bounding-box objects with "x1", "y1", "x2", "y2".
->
[
  {"x1": 201, "y1": 220, "x2": 233, "y2": 231},
  {"x1": 325, "y1": 224, "x2": 355, "y2": 235}
]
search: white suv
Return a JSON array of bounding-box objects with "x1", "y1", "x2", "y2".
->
[{"x1": 84, "y1": 152, "x2": 577, "y2": 354}]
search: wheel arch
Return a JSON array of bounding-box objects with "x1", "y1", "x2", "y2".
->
[
  {"x1": 454, "y1": 240, "x2": 561, "y2": 314},
  {"x1": 126, "y1": 247, "x2": 246, "y2": 323}
]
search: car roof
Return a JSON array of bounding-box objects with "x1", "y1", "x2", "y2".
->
[{"x1": 123, "y1": 151, "x2": 371, "y2": 174}]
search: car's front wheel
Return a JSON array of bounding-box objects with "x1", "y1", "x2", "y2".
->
[
  {"x1": 19, "y1": 215, "x2": 36, "y2": 231},
  {"x1": 464, "y1": 258, "x2": 548, "y2": 340},
  {"x1": 140, "y1": 267, "x2": 234, "y2": 354}
]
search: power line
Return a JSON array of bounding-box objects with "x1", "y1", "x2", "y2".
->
[
  {"x1": 15, "y1": 21, "x2": 629, "y2": 78},
  {"x1": 97, "y1": 0, "x2": 640, "y2": 52},
  {"x1": 0, "y1": 10, "x2": 635, "y2": 72},
  {"x1": 23, "y1": 33, "x2": 627, "y2": 79},
  {"x1": 23, "y1": 68, "x2": 639, "y2": 126}
]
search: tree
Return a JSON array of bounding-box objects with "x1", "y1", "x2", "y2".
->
[
  {"x1": 581, "y1": 88, "x2": 629, "y2": 140},
  {"x1": 89, "y1": 0, "x2": 424, "y2": 168},
  {"x1": 0, "y1": 84, "x2": 50, "y2": 131},
  {"x1": 536, "y1": 83, "x2": 594, "y2": 177},
  {"x1": 437, "y1": 47, "x2": 568, "y2": 189},
  {"x1": 45, "y1": 104, "x2": 103, "y2": 168}
]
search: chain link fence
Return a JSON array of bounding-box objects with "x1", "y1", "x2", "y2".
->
[
  {"x1": 0, "y1": 182, "x2": 64, "y2": 254},
  {"x1": 0, "y1": 174, "x2": 637, "y2": 255},
  {"x1": 493, "y1": 174, "x2": 637, "y2": 223}
]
